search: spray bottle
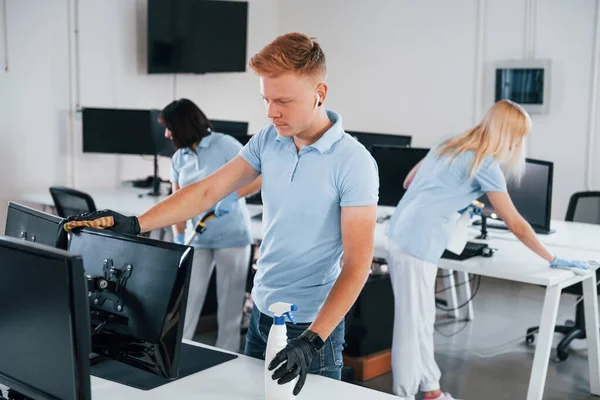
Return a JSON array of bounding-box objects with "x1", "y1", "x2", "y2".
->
[{"x1": 265, "y1": 302, "x2": 298, "y2": 400}]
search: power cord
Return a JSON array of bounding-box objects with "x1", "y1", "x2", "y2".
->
[{"x1": 435, "y1": 275, "x2": 482, "y2": 313}]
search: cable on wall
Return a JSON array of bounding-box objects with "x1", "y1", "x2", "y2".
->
[
  {"x1": 1, "y1": 0, "x2": 8, "y2": 72},
  {"x1": 586, "y1": 0, "x2": 600, "y2": 191},
  {"x1": 471, "y1": 0, "x2": 486, "y2": 125}
]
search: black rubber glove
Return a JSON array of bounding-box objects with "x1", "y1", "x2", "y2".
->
[
  {"x1": 64, "y1": 209, "x2": 141, "y2": 236},
  {"x1": 268, "y1": 332, "x2": 318, "y2": 396}
]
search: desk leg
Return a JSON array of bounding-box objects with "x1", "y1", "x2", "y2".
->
[
  {"x1": 582, "y1": 274, "x2": 600, "y2": 395},
  {"x1": 527, "y1": 284, "x2": 561, "y2": 400},
  {"x1": 442, "y1": 269, "x2": 459, "y2": 319},
  {"x1": 456, "y1": 271, "x2": 474, "y2": 321}
]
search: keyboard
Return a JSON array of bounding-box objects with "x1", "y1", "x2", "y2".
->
[{"x1": 441, "y1": 241, "x2": 489, "y2": 261}]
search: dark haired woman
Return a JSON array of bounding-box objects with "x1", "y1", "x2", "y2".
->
[{"x1": 160, "y1": 98, "x2": 260, "y2": 351}]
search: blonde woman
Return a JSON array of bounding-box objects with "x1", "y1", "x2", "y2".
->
[{"x1": 386, "y1": 99, "x2": 590, "y2": 400}]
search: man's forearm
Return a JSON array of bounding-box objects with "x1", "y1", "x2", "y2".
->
[
  {"x1": 138, "y1": 180, "x2": 218, "y2": 232},
  {"x1": 309, "y1": 262, "x2": 370, "y2": 339},
  {"x1": 237, "y1": 176, "x2": 262, "y2": 198}
]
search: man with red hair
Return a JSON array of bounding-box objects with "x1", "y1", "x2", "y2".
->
[{"x1": 64, "y1": 33, "x2": 379, "y2": 396}]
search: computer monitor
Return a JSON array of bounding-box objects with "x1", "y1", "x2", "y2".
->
[
  {"x1": 0, "y1": 236, "x2": 91, "y2": 400},
  {"x1": 347, "y1": 130, "x2": 412, "y2": 152},
  {"x1": 5, "y1": 202, "x2": 66, "y2": 249},
  {"x1": 68, "y1": 228, "x2": 237, "y2": 390},
  {"x1": 371, "y1": 145, "x2": 430, "y2": 207},
  {"x1": 478, "y1": 158, "x2": 554, "y2": 234},
  {"x1": 210, "y1": 119, "x2": 249, "y2": 136},
  {"x1": 82, "y1": 108, "x2": 158, "y2": 155}
]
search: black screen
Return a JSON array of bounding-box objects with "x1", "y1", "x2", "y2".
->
[
  {"x1": 5, "y1": 202, "x2": 63, "y2": 248},
  {"x1": 0, "y1": 238, "x2": 91, "y2": 400},
  {"x1": 68, "y1": 229, "x2": 193, "y2": 379},
  {"x1": 147, "y1": 0, "x2": 248, "y2": 74},
  {"x1": 82, "y1": 108, "x2": 157, "y2": 155},
  {"x1": 211, "y1": 120, "x2": 249, "y2": 136},
  {"x1": 347, "y1": 131, "x2": 412, "y2": 153},
  {"x1": 479, "y1": 159, "x2": 553, "y2": 231},
  {"x1": 371, "y1": 146, "x2": 429, "y2": 207},
  {"x1": 495, "y1": 68, "x2": 545, "y2": 104}
]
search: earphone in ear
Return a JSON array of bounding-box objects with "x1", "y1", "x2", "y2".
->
[{"x1": 314, "y1": 94, "x2": 321, "y2": 110}]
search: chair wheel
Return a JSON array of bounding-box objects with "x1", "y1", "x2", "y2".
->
[
  {"x1": 557, "y1": 349, "x2": 569, "y2": 361},
  {"x1": 526, "y1": 334, "x2": 535, "y2": 344}
]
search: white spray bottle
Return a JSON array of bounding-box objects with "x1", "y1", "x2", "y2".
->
[{"x1": 265, "y1": 302, "x2": 298, "y2": 400}]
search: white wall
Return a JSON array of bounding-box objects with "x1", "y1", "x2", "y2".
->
[
  {"x1": 0, "y1": 0, "x2": 71, "y2": 232},
  {"x1": 278, "y1": 0, "x2": 600, "y2": 220},
  {"x1": 1, "y1": 0, "x2": 599, "y2": 231}
]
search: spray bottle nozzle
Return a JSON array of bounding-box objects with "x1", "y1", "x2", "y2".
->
[
  {"x1": 268, "y1": 302, "x2": 298, "y2": 325},
  {"x1": 284, "y1": 311, "x2": 296, "y2": 325}
]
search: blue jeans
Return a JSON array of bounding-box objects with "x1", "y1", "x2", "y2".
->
[{"x1": 244, "y1": 305, "x2": 345, "y2": 380}]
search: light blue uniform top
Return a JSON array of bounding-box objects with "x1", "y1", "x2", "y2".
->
[
  {"x1": 240, "y1": 110, "x2": 379, "y2": 322},
  {"x1": 386, "y1": 136, "x2": 507, "y2": 264},
  {"x1": 170, "y1": 132, "x2": 252, "y2": 249}
]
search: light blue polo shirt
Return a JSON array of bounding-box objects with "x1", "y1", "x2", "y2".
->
[
  {"x1": 171, "y1": 132, "x2": 252, "y2": 249},
  {"x1": 386, "y1": 136, "x2": 507, "y2": 264},
  {"x1": 240, "y1": 110, "x2": 379, "y2": 322}
]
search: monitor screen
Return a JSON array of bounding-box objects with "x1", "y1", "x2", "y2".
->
[
  {"x1": 5, "y1": 202, "x2": 65, "y2": 249},
  {"x1": 68, "y1": 228, "x2": 193, "y2": 379},
  {"x1": 147, "y1": 0, "x2": 248, "y2": 74},
  {"x1": 371, "y1": 146, "x2": 429, "y2": 207},
  {"x1": 347, "y1": 131, "x2": 412, "y2": 152},
  {"x1": 211, "y1": 120, "x2": 249, "y2": 136},
  {"x1": 0, "y1": 236, "x2": 91, "y2": 400},
  {"x1": 82, "y1": 108, "x2": 158, "y2": 156},
  {"x1": 495, "y1": 68, "x2": 545, "y2": 105},
  {"x1": 479, "y1": 158, "x2": 553, "y2": 232}
]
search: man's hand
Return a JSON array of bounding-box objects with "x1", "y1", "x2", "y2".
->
[
  {"x1": 268, "y1": 331, "x2": 319, "y2": 396},
  {"x1": 63, "y1": 209, "x2": 141, "y2": 235}
]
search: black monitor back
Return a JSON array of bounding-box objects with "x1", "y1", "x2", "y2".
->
[
  {"x1": 479, "y1": 158, "x2": 554, "y2": 233},
  {"x1": 371, "y1": 146, "x2": 430, "y2": 207},
  {"x1": 82, "y1": 108, "x2": 156, "y2": 155},
  {"x1": 68, "y1": 228, "x2": 193, "y2": 379},
  {"x1": 347, "y1": 130, "x2": 412, "y2": 152},
  {"x1": 0, "y1": 236, "x2": 91, "y2": 400},
  {"x1": 5, "y1": 202, "x2": 65, "y2": 249},
  {"x1": 210, "y1": 119, "x2": 249, "y2": 136}
]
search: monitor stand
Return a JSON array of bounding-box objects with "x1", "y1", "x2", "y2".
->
[
  {"x1": 146, "y1": 153, "x2": 161, "y2": 197},
  {"x1": 89, "y1": 343, "x2": 237, "y2": 390}
]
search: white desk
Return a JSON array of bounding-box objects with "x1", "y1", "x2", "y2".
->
[
  {"x1": 20, "y1": 187, "x2": 600, "y2": 400},
  {"x1": 91, "y1": 340, "x2": 396, "y2": 400},
  {"x1": 467, "y1": 220, "x2": 600, "y2": 252}
]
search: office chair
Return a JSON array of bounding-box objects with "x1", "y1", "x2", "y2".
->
[
  {"x1": 49, "y1": 186, "x2": 97, "y2": 218},
  {"x1": 526, "y1": 191, "x2": 600, "y2": 361}
]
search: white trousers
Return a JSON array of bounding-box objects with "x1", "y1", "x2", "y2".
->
[
  {"x1": 387, "y1": 240, "x2": 441, "y2": 399},
  {"x1": 183, "y1": 245, "x2": 251, "y2": 352}
]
